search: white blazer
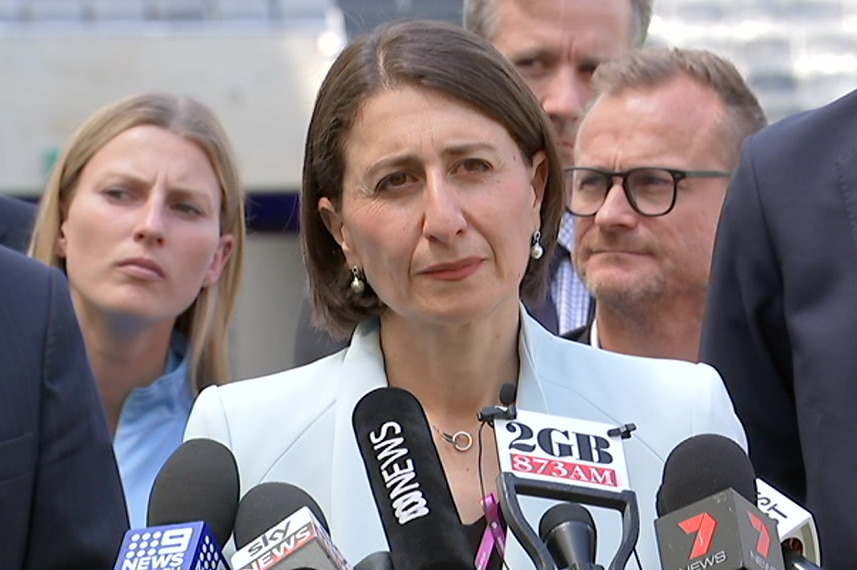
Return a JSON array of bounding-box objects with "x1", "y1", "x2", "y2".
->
[{"x1": 185, "y1": 309, "x2": 746, "y2": 569}]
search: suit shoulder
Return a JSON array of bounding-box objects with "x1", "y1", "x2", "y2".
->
[
  {"x1": 539, "y1": 338, "x2": 723, "y2": 400},
  {"x1": 219, "y1": 357, "x2": 342, "y2": 402},
  {"x1": 188, "y1": 357, "x2": 342, "y2": 442},
  {"x1": 748, "y1": 88, "x2": 857, "y2": 160},
  {"x1": 0, "y1": 247, "x2": 65, "y2": 320}
]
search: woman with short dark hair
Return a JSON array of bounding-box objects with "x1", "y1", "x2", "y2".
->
[{"x1": 186, "y1": 20, "x2": 744, "y2": 569}]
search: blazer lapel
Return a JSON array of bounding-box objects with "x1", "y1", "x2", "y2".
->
[
  {"x1": 836, "y1": 145, "x2": 857, "y2": 254},
  {"x1": 501, "y1": 313, "x2": 553, "y2": 569},
  {"x1": 328, "y1": 320, "x2": 391, "y2": 559}
]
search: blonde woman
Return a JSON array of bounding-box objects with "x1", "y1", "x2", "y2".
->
[{"x1": 30, "y1": 93, "x2": 245, "y2": 526}]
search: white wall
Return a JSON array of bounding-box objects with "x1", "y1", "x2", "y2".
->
[{"x1": 0, "y1": 21, "x2": 343, "y2": 378}]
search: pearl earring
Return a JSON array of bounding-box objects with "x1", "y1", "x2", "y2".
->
[
  {"x1": 530, "y1": 230, "x2": 544, "y2": 260},
  {"x1": 350, "y1": 266, "x2": 366, "y2": 295}
]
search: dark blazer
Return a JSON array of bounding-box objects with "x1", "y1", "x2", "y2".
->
[
  {"x1": 701, "y1": 88, "x2": 857, "y2": 570},
  {"x1": 0, "y1": 246, "x2": 128, "y2": 569},
  {"x1": 0, "y1": 195, "x2": 36, "y2": 252}
]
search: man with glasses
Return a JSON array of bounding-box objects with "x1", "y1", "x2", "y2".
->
[
  {"x1": 564, "y1": 47, "x2": 766, "y2": 362},
  {"x1": 465, "y1": 0, "x2": 653, "y2": 336}
]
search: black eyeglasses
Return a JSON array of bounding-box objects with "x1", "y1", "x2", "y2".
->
[{"x1": 565, "y1": 167, "x2": 732, "y2": 217}]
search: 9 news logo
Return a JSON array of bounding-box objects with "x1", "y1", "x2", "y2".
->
[{"x1": 119, "y1": 528, "x2": 193, "y2": 569}]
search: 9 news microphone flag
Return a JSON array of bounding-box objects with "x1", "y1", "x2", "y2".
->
[{"x1": 115, "y1": 438, "x2": 240, "y2": 570}]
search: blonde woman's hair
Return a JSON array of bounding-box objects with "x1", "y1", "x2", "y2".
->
[{"x1": 29, "y1": 92, "x2": 246, "y2": 391}]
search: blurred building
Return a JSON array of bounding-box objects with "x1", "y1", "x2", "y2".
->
[
  {"x1": 651, "y1": 0, "x2": 857, "y2": 122},
  {"x1": 0, "y1": 0, "x2": 853, "y2": 377}
]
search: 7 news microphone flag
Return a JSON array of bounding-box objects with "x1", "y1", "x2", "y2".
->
[{"x1": 654, "y1": 434, "x2": 785, "y2": 570}]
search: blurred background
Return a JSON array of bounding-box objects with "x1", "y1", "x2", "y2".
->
[{"x1": 2, "y1": 0, "x2": 854, "y2": 379}]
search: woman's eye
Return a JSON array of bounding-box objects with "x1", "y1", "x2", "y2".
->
[
  {"x1": 174, "y1": 203, "x2": 203, "y2": 216},
  {"x1": 376, "y1": 172, "x2": 413, "y2": 192},
  {"x1": 460, "y1": 158, "x2": 490, "y2": 173},
  {"x1": 104, "y1": 188, "x2": 131, "y2": 200}
]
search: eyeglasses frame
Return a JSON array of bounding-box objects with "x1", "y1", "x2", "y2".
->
[{"x1": 564, "y1": 166, "x2": 732, "y2": 217}]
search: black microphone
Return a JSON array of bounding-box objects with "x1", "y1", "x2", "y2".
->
[
  {"x1": 230, "y1": 481, "x2": 348, "y2": 570},
  {"x1": 655, "y1": 433, "x2": 757, "y2": 517},
  {"x1": 233, "y1": 482, "x2": 329, "y2": 550},
  {"x1": 113, "y1": 438, "x2": 239, "y2": 569},
  {"x1": 654, "y1": 433, "x2": 785, "y2": 570},
  {"x1": 479, "y1": 382, "x2": 518, "y2": 423},
  {"x1": 352, "y1": 387, "x2": 473, "y2": 570},
  {"x1": 782, "y1": 549, "x2": 822, "y2": 570},
  {"x1": 353, "y1": 551, "x2": 394, "y2": 570},
  {"x1": 539, "y1": 503, "x2": 602, "y2": 570}
]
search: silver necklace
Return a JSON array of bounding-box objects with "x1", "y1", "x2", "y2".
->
[{"x1": 430, "y1": 423, "x2": 474, "y2": 452}]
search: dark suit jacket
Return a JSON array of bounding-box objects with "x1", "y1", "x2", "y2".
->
[
  {"x1": 701, "y1": 88, "x2": 857, "y2": 570},
  {"x1": 0, "y1": 246, "x2": 128, "y2": 569},
  {"x1": 0, "y1": 195, "x2": 36, "y2": 252}
]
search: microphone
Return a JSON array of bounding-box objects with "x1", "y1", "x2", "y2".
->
[
  {"x1": 352, "y1": 387, "x2": 473, "y2": 570},
  {"x1": 233, "y1": 482, "x2": 329, "y2": 550},
  {"x1": 478, "y1": 382, "x2": 518, "y2": 423},
  {"x1": 539, "y1": 503, "x2": 602, "y2": 570},
  {"x1": 756, "y1": 479, "x2": 822, "y2": 567},
  {"x1": 654, "y1": 433, "x2": 785, "y2": 570},
  {"x1": 114, "y1": 438, "x2": 239, "y2": 570},
  {"x1": 782, "y1": 549, "x2": 822, "y2": 570},
  {"x1": 230, "y1": 481, "x2": 349, "y2": 570},
  {"x1": 353, "y1": 551, "x2": 394, "y2": 570},
  {"x1": 492, "y1": 408, "x2": 639, "y2": 570}
]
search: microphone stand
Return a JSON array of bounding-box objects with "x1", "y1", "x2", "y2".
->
[{"x1": 496, "y1": 472, "x2": 639, "y2": 570}]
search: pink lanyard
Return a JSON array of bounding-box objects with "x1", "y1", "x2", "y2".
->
[{"x1": 475, "y1": 493, "x2": 507, "y2": 570}]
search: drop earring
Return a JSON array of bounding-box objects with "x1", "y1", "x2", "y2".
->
[
  {"x1": 350, "y1": 266, "x2": 366, "y2": 295},
  {"x1": 530, "y1": 230, "x2": 544, "y2": 260}
]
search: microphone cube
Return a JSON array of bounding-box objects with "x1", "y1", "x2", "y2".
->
[
  {"x1": 655, "y1": 489, "x2": 785, "y2": 570},
  {"x1": 114, "y1": 521, "x2": 229, "y2": 570}
]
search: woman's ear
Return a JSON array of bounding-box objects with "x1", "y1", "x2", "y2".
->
[
  {"x1": 319, "y1": 197, "x2": 344, "y2": 245},
  {"x1": 318, "y1": 197, "x2": 356, "y2": 260},
  {"x1": 202, "y1": 235, "x2": 234, "y2": 287},
  {"x1": 56, "y1": 221, "x2": 68, "y2": 259},
  {"x1": 529, "y1": 151, "x2": 548, "y2": 211}
]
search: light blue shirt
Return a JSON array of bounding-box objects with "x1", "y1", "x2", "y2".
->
[
  {"x1": 114, "y1": 334, "x2": 194, "y2": 528},
  {"x1": 551, "y1": 211, "x2": 592, "y2": 334}
]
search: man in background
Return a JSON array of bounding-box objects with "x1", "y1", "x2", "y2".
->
[
  {"x1": 0, "y1": 245, "x2": 129, "y2": 568},
  {"x1": 465, "y1": 0, "x2": 651, "y2": 335},
  {"x1": 564, "y1": 48, "x2": 766, "y2": 362},
  {"x1": 702, "y1": 88, "x2": 857, "y2": 570},
  {"x1": 292, "y1": 0, "x2": 652, "y2": 366},
  {"x1": 0, "y1": 194, "x2": 35, "y2": 251}
]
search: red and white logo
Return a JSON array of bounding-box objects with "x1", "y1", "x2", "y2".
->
[
  {"x1": 495, "y1": 410, "x2": 630, "y2": 492},
  {"x1": 678, "y1": 512, "x2": 718, "y2": 559}
]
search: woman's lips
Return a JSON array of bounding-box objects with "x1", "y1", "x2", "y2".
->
[{"x1": 420, "y1": 257, "x2": 484, "y2": 281}]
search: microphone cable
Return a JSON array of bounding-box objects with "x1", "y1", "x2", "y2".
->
[{"x1": 476, "y1": 417, "x2": 513, "y2": 570}]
